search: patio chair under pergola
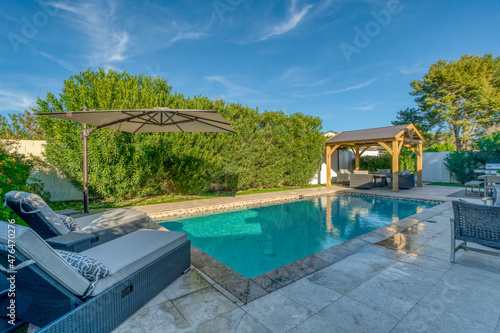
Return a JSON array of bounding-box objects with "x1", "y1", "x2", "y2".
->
[{"x1": 325, "y1": 124, "x2": 424, "y2": 192}]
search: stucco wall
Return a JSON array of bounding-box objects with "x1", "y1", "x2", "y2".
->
[{"x1": 4, "y1": 140, "x2": 84, "y2": 202}]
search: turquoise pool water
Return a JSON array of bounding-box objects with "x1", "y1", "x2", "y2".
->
[{"x1": 160, "y1": 194, "x2": 437, "y2": 278}]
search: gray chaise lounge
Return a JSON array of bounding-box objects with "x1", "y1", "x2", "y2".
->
[
  {"x1": 0, "y1": 221, "x2": 190, "y2": 332},
  {"x1": 4, "y1": 191, "x2": 154, "y2": 251}
]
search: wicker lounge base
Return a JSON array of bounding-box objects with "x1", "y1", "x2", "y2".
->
[{"x1": 0, "y1": 238, "x2": 190, "y2": 333}]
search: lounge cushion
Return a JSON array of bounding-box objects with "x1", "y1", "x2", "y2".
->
[
  {"x1": 55, "y1": 250, "x2": 110, "y2": 281},
  {"x1": 84, "y1": 229, "x2": 187, "y2": 296},
  {"x1": 0, "y1": 222, "x2": 90, "y2": 296},
  {"x1": 5, "y1": 191, "x2": 70, "y2": 235},
  {"x1": 75, "y1": 208, "x2": 150, "y2": 236}
]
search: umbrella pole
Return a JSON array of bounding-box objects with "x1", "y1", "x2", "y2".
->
[{"x1": 82, "y1": 122, "x2": 89, "y2": 214}]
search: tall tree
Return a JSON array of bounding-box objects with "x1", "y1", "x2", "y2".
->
[
  {"x1": 410, "y1": 54, "x2": 500, "y2": 150},
  {"x1": 391, "y1": 107, "x2": 434, "y2": 141},
  {"x1": 0, "y1": 110, "x2": 44, "y2": 140}
]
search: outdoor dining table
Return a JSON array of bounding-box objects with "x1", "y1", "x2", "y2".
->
[
  {"x1": 478, "y1": 174, "x2": 500, "y2": 197},
  {"x1": 372, "y1": 174, "x2": 388, "y2": 187}
]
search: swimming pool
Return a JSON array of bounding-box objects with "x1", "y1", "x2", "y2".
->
[{"x1": 160, "y1": 194, "x2": 437, "y2": 278}]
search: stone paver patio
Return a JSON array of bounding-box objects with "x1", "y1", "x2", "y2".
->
[{"x1": 113, "y1": 185, "x2": 500, "y2": 333}]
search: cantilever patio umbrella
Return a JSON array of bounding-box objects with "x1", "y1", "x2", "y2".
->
[{"x1": 36, "y1": 107, "x2": 236, "y2": 213}]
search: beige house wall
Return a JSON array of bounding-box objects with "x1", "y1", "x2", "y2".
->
[{"x1": 3, "y1": 140, "x2": 83, "y2": 202}]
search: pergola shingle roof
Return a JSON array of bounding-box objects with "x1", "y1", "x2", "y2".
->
[{"x1": 326, "y1": 124, "x2": 423, "y2": 145}]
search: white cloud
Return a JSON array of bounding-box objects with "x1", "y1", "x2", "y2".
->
[
  {"x1": 0, "y1": 89, "x2": 35, "y2": 113},
  {"x1": 47, "y1": 0, "x2": 129, "y2": 67},
  {"x1": 353, "y1": 101, "x2": 380, "y2": 111},
  {"x1": 280, "y1": 67, "x2": 331, "y2": 87},
  {"x1": 33, "y1": 49, "x2": 76, "y2": 72},
  {"x1": 204, "y1": 76, "x2": 260, "y2": 99},
  {"x1": 258, "y1": 0, "x2": 313, "y2": 41},
  {"x1": 399, "y1": 62, "x2": 426, "y2": 75},
  {"x1": 171, "y1": 31, "x2": 207, "y2": 44},
  {"x1": 293, "y1": 78, "x2": 377, "y2": 98}
]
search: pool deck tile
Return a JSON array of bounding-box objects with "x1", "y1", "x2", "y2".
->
[
  {"x1": 317, "y1": 296, "x2": 400, "y2": 333},
  {"x1": 391, "y1": 302, "x2": 496, "y2": 333},
  {"x1": 170, "y1": 287, "x2": 238, "y2": 326},
  {"x1": 223, "y1": 280, "x2": 268, "y2": 305},
  {"x1": 250, "y1": 275, "x2": 283, "y2": 293},
  {"x1": 113, "y1": 185, "x2": 500, "y2": 333},
  {"x1": 194, "y1": 308, "x2": 271, "y2": 333},
  {"x1": 277, "y1": 278, "x2": 342, "y2": 313},
  {"x1": 242, "y1": 292, "x2": 313, "y2": 333}
]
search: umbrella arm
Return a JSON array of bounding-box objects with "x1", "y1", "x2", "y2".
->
[{"x1": 80, "y1": 127, "x2": 96, "y2": 139}]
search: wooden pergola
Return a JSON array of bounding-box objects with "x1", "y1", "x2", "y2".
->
[{"x1": 325, "y1": 124, "x2": 424, "y2": 192}]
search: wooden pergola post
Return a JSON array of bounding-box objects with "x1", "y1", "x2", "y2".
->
[
  {"x1": 392, "y1": 140, "x2": 400, "y2": 192},
  {"x1": 354, "y1": 146, "x2": 360, "y2": 170},
  {"x1": 326, "y1": 144, "x2": 339, "y2": 187},
  {"x1": 326, "y1": 145, "x2": 333, "y2": 187},
  {"x1": 416, "y1": 141, "x2": 423, "y2": 187}
]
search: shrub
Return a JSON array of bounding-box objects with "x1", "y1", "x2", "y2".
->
[
  {"x1": 0, "y1": 141, "x2": 50, "y2": 221},
  {"x1": 423, "y1": 142, "x2": 456, "y2": 152},
  {"x1": 444, "y1": 151, "x2": 478, "y2": 184},
  {"x1": 473, "y1": 132, "x2": 500, "y2": 164},
  {"x1": 354, "y1": 148, "x2": 416, "y2": 173},
  {"x1": 34, "y1": 69, "x2": 325, "y2": 199},
  {"x1": 356, "y1": 153, "x2": 391, "y2": 172}
]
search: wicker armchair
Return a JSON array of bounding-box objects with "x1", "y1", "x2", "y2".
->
[
  {"x1": 0, "y1": 221, "x2": 190, "y2": 332},
  {"x1": 337, "y1": 169, "x2": 351, "y2": 185},
  {"x1": 349, "y1": 173, "x2": 374, "y2": 189},
  {"x1": 450, "y1": 200, "x2": 500, "y2": 262}
]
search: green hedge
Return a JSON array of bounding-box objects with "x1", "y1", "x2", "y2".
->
[
  {"x1": 353, "y1": 148, "x2": 417, "y2": 173},
  {"x1": 444, "y1": 132, "x2": 500, "y2": 183},
  {"x1": 0, "y1": 141, "x2": 49, "y2": 221},
  {"x1": 34, "y1": 69, "x2": 325, "y2": 200}
]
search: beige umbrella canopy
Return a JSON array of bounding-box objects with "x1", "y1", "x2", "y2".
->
[
  {"x1": 36, "y1": 107, "x2": 236, "y2": 213},
  {"x1": 38, "y1": 107, "x2": 236, "y2": 133}
]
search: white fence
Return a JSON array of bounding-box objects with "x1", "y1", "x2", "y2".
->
[
  {"x1": 4, "y1": 140, "x2": 84, "y2": 202},
  {"x1": 422, "y1": 152, "x2": 451, "y2": 183}
]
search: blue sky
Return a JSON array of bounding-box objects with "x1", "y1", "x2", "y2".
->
[{"x1": 1, "y1": 0, "x2": 499, "y2": 132}]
